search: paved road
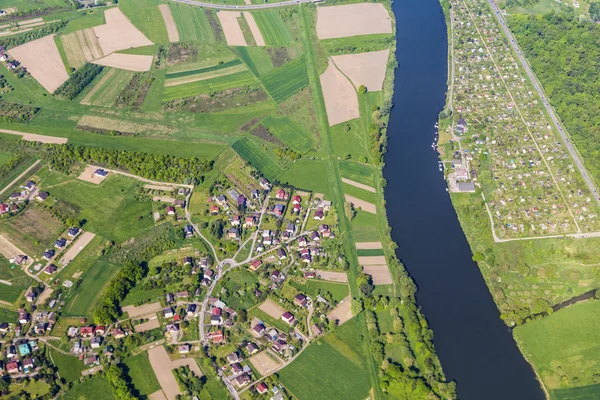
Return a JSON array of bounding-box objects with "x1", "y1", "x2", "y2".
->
[
  {"x1": 487, "y1": 0, "x2": 600, "y2": 205},
  {"x1": 171, "y1": 0, "x2": 310, "y2": 10}
]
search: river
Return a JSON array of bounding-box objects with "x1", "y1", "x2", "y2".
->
[{"x1": 384, "y1": 1, "x2": 546, "y2": 398}]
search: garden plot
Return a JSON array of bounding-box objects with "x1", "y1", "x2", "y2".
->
[
  {"x1": 164, "y1": 62, "x2": 247, "y2": 87},
  {"x1": 341, "y1": 178, "x2": 376, "y2": 193},
  {"x1": 327, "y1": 295, "x2": 353, "y2": 325},
  {"x1": 320, "y1": 61, "x2": 359, "y2": 126},
  {"x1": 122, "y1": 302, "x2": 162, "y2": 319},
  {"x1": 362, "y1": 265, "x2": 392, "y2": 285},
  {"x1": 134, "y1": 316, "x2": 160, "y2": 332},
  {"x1": 93, "y1": 53, "x2": 153, "y2": 72},
  {"x1": 258, "y1": 298, "x2": 286, "y2": 319},
  {"x1": 217, "y1": 11, "x2": 246, "y2": 46},
  {"x1": 357, "y1": 256, "x2": 386, "y2": 265},
  {"x1": 315, "y1": 270, "x2": 348, "y2": 283},
  {"x1": 77, "y1": 115, "x2": 175, "y2": 135},
  {"x1": 316, "y1": 3, "x2": 392, "y2": 40},
  {"x1": 0, "y1": 234, "x2": 27, "y2": 260},
  {"x1": 59, "y1": 232, "x2": 96, "y2": 266},
  {"x1": 331, "y1": 50, "x2": 389, "y2": 92},
  {"x1": 344, "y1": 194, "x2": 376, "y2": 214},
  {"x1": 159, "y1": 4, "x2": 179, "y2": 43},
  {"x1": 80, "y1": 69, "x2": 135, "y2": 107},
  {"x1": 93, "y1": 7, "x2": 153, "y2": 55},
  {"x1": 77, "y1": 165, "x2": 107, "y2": 185},
  {"x1": 8, "y1": 35, "x2": 68, "y2": 93},
  {"x1": 355, "y1": 242, "x2": 382, "y2": 250},
  {"x1": 249, "y1": 350, "x2": 282, "y2": 375},
  {"x1": 243, "y1": 12, "x2": 264, "y2": 46}
]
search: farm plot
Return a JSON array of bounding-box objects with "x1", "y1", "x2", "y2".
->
[
  {"x1": 249, "y1": 350, "x2": 282, "y2": 376},
  {"x1": 320, "y1": 61, "x2": 359, "y2": 126},
  {"x1": 61, "y1": 376, "x2": 113, "y2": 399},
  {"x1": 122, "y1": 302, "x2": 162, "y2": 319},
  {"x1": 166, "y1": 59, "x2": 241, "y2": 80},
  {"x1": 0, "y1": 233, "x2": 27, "y2": 260},
  {"x1": 93, "y1": 8, "x2": 153, "y2": 55},
  {"x1": 134, "y1": 317, "x2": 160, "y2": 333},
  {"x1": 242, "y1": 12, "x2": 264, "y2": 46},
  {"x1": 355, "y1": 241, "x2": 382, "y2": 250},
  {"x1": 169, "y1": 4, "x2": 215, "y2": 43},
  {"x1": 235, "y1": 46, "x2": 273, "y2": 76},
  {"x1": 217, "y1": 11, "x2": 246, "y2": 46},
  {"x1": 8, "y1": 35, "x2": 69, "y2": 93},
  {"x1": 164, "y1": 62, "x2": 247, "y2": 87},
  {"x1": 63, "y1": 260, "x2": 120, "y2": 316},
  {"x1": 58, "y1": 232, "x2": 96, "y2": 266},
  {"x1": 260, "y1": 55, "x2": 309, "y2": 103},
  {"x1": 331, "y1": 49, "x2": 389, "y2": 92},
  {"x1": 341, "y1": 177, "x2": 376, "y2": 193},
  {"x1": 77, "y1": 115, "x2": 175, "y2": 136},
  {"x1": 0, "y1": 206, "x2": 64, "y2": 256},
  {"x1": 362, "y1": 265, "x2": 392, "y2": 285},
  {"x1": 252, "y1": 10, "x2": 293, "y2": 46},
  {"x1": 159, "y1": 4, "x2": 179, "y2": 43},
  {"x1": 81, "y1": 68, "x2": 134, "y2": 106},
  {"x1": 148, "y1": 346, "x2": 202, "y2": 400},
  {"x1": 339, "y1": 161, "x2": 374, "y2": 186},
  {"x1": 0, "y1": 255, "x2": 32, "y2": 304},
  {"x1": 261, "y1": 116, "x2": 312, "y2": 153},
  {"x1": 60, "y1": 29, "x2": 104, "y2": 68},
  {"x1": 119, "y1": 0, "x2": 169, "y2": 44},
  {"x1": 232, "y1": 137, "x2": 284, "y2": 181},
  {"x1": 162, "y1": 70, "x2": 257, "y2": 101},
  {"x1": 316, "y1": 3, "x2": 392, "y2": 40},
  {"x1": 93, "y1": 53, "x2": 153, "y2": 72},
  {"x1": 345, "y1": 194, "x2": 376, "y2": 214},
  {"x1": 258, "y1": 298, "x2": 286, "y2": 319},
  {"x1": 124, "y1": 352, "x2": 161, "y2": 396},
  {"x1": 315, "y1": 270, "x2": 348, "y2": 283},
  {"x1": 327, "y1": 295, "x2": 353, "y2": 325}
]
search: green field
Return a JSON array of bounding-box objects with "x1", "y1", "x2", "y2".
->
[
  {"x1": 280, "y1": 158, "x2": 331, "y2": 195},
  {"x1": 252, "y1": 10, "x2": 293, "y2": 46},
  {"x1": 124, "y1": 352, "x2": 161, "y2": 396},
  {"x1": 82, "y1": 68, "x2": 134, "y2": 107},
  {"x1": 232, "y1": 137, "x2": 284, "y2": 181},
  {"x1": 0, "y1": 255, "x2": 33, "y2": 304},
  {"x1": 56, "y1": 235, "x2": 106, "y2": 285},
  {"x1": 279, "y1": 318, "x2": 371, "y2": 400},
  {"x1": 0, "y1": 0, "x2": 66, "y2": 12},
  {"x1": 288, "y1": 279, "x2": 349, "y2": 303},
  {"x1": 118, "y1": 0, "x2": 169, "y2": 44},
  {"x1": 0, "y1": 150, "x2": 13, "y2": 165},
  {"x1": 357, "y1": 248, "x2": 385, "y2": 257},
  {"x1": 48, "y1": 346, "x2": 85, "y2": 383},
  {"x1": 342, "y1": 182, "x2": 377, "y2": 204},
  {"x1": 166, "y1": 59, "x2": 242, "y2": 79},
  {"x1": 514, "y1": 300, "x2": 600, "y2": 392},
  {"x1": 63, "y1": 260, "x2": 120, "y2": 317},
  {"x1": 235, "y1": 46, "x2": 274, "y2": 76},
  {"x1": 330, "y1": 120, "x2": 370, "y2": 160},
  {"x1": 0, "y1": 205, "x2": 65, "y2": 256},
  {"x1": 261, "y1": 116, "x2": 313, "y2": 153},
  {"x1": 8, "y1": 380, "x2": 50, "y2": 398},
  {"x1": 214, "y1": 268, "x2": 259, "y2": 309},
  {"x1": 552, "y1": 384, "x2": 600, "y2": 400},
  {"x1": 260, "y1": 56, "x2": 309, "y2": 103},
  {"x1": 162, "y1": 70, "x2": 258, "y2": 101},
  {"x1": 61, "y1": 376, "x2": 113, "y2": 400},
  {"x1": 169, "y1": 3, "x2": 215, "y2": 43},
  {"x1": 339, "y1": 161, "x2": 375, "y2": 186},
  {"x1": 350, "y1": 210, "x2": 379, "y2": 243}
]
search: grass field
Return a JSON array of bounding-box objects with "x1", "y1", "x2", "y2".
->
[
  {"x1": 232, "y1": 137, "x2": 284, "y2": 181},
  {"x1": 162, "y1": 70, "x2": 257, "y2": 101},
  {"x1": 357, "y1": 248, "x2": 385, "y2": 257},
  {"x1": 551, "y1": 384, "x2": 600, "y2": 400},
  {"x1": 288, "y1": 279, "x2": 349, "y2": 303},
  {"x1": 61, "y1": 376, "x2": 113, "y2": 400},
  {"x1": 63, "y1": 259, "x2": 120, "y2": 316},
  {"x1": 124, "y1": 352, "x2": 161, "y2": 396},
  {"x1": 166, "y1": 59, "x2": 242, "y2": 80},
  {"x1": 235, "y1": 46, "x2": 274, "y2": 76},
  {"x1": 252, "y1": 10, "x2": 293, "y2": 46},
  {"x1": 8, "y1": 380, "x2": 50, "y2": 398},
  {"x1": 260, "y1": 56, "x2": 309, "y2": 103},
  {"x1": 279, "y1": 318, "x2": 370, "y2": 400},
  {"x1": 350, "y1": 210, "x2": 379, "y2": 243},
  {"x1": 280, "y1": 158, "x2": 331, "y2": 196},
  {"x1": 169, "y1": 3, "x2": 215, "y2": 43},
  {"x1": 330, "y1": 120, "x2": 370, "y2": 161},
  {"x1": 118, "y1": 0, "x2": 169, "y2": 44},
  {"x1": 214, "y1": 268, "x2": 259, "y2": 310},
  {"x1": 0, "y1": 205, "x2": 65, "y2": 256},
  {"x1": 261, "y1": 116, "x2": 313, "y2": 153},
  {"x1": 339, "y1": 161, "x2": 375, "y2": 187},
  {"x1": 56, "y1": 235, "x2": 106, "y2": 284},
  {"x1": 0, "y1": 255, "x2": 33, "y2": 304},
  {"x1": 342, "y1": 182, "x2": 377, "y2": 204},
  {"x1": 81, "y1": 68, "x2": 134, "y2": 107},
  {"x1": 48, "y1": 347, "x2": 85, "y2": 383},
  {"x1": 0, "y1": 0, "x2": 66, "y2": 12},
  {"x1": 514, "y1": 300, "x2": 600, "y2": 391}
]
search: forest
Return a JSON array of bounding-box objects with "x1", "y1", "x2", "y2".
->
[{"x1": 510, "y1": 12, "x2": 600, "y2": 181}]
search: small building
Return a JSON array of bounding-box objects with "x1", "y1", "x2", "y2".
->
[
  {"x1": 256, "y1": 382, "x2": 269, "y2": 394},
  {"x1": 304, "y1": 271, "x2": 316, "y2": 279},
  {"x1": 67, "y1": 227, "x2": 80, "y2": 237},
  {"x1": 84, "y1": 355, "x2": 99, "y2": 366},
  {"x1": 95, "y1": 169, "x2": 108, "y2": 177},
  {"x1": 246, "y1": 342, "x2": 259, "y2": 355},
  {"x1": 178, "y1": 344, "x2": 191, "y2": 354},
  {"x1": 184, "y1": 225, "x2": 194, "y2": 238},
  {"x1": 251, "y1": 324, "x2": 266, "y2": 338},
  {"x1": 43, "y1": 249, "x2": 55, "y2": 260},
  {"x1": 6, "y1": 361, "x2": 19, "y2": 374},
  {"x1": 18, "y1": 343, "x2": 30, "y2": 357},
  {"x1": 112, "y1": 328, "x2": 126, "y2": 339},
  {"x1": 25, "y1": 291, "x2": 37, "y2": 303},
  {"x1": 187, "y1": 304, "x2": 197, "y2": 316},
  {"x1": 259, "y1": 178, "x2": 271, "y2": 190},
  {"x1": 281, "y1": 312, "x2": 295, "y2": 325},
  {"x1": 94, "y1": 325, "x2": 106, "y2": 336},
  {"x1": 250, "y1": 259, "x2": 263, "y2": 271},
  {"x1": 163, "y1": 308, "x2": 174, "y2": 318},
  {"x1": 227, "y1": 352, "x2": 240, "y2": 364},
  {"x1": 91, "y1": 337, "x2": 102, "y2": 349},
  {"x1": 457, "y1": 181, "x2": 476, "y2": 193},
  {"x1": 207, "y1": 330, "x2": 224, "y2": 344},
  {"x1": 80, "y1": 326, "x2": 94, "y2": 338},
  {"x1": 44, "y1": 264, "x2": 57, "y2": 275},
  {"x1": 36, "y1": 192, "x2": 49, "y2": 201},
  {"x1": 54, "y1": 238, "x2": 67, "y2": 249},
  {"x1": 294, "y1": 294, "x2": 307, "y2": 308},
  {"x1": 166, "y1": 206, "x2": 176, "y2": 216},
  {"x1": 166, "y1": 293, "x2": 174, "y2": 303}
]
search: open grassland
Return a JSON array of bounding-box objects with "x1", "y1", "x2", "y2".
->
[
  {"x1": 167, "y1": 43, "x2": 235, "y2": 73},
  {"x1": 342, "y1": 181, "x2": 377, "y2": 204},
  {"x1": 162, "y1": 70, "x2": 257, "y2": 101},
  {"x1": 261, "y1": 116, "x2": 313, "y2": 153},
  {"x1": 514, "y1": 300, "x2": 600, "y2": 391},
  {"x1": 8, "y1": 380, "x2": 50, "y2": 398},
  {"x1": 48, "y1": 347, "x2": 85, "y2": 383},
  {"x1": 288, "y1": 279, "x2": 348, "y2": 303},
  {"x1": 118, "y1": 0, "x2": 168, "y2": 44},
  {"x1": 0, "y1": 0, "x2": 66, "y2": 13},
  {"x1": 169, "y1": 3, "x2": 215, "y2": 43},
  {"x1": 350, "y1": 210, "x2": 379, "y2": 243},
  {"x1": 124, "y1": 352, "x2": 161, "y2": 396},
  {"x1": 279, "y1": 318, "x2": 370, "y2": 400},
  {"x1": 551, "y1": 384, "x2": 600, "y2": 400},
  {"x1": 339, "y1": 161, "x2": 375, "y2": 186},
  {"x1": 232, "y1": 137, "x2": 284, "y2": 181},
  {"x1": 0, "y1": 205, "x2": 64, "y2": 256},
  {"x1": 63, "y1": 259, "x2": 120, "y2": 316},
  {"x1": 56, "y1": 235, "x2": 106, "y2": 284},
  {"x1": 252, "y1": 10, "x2": 293, "y2": 46},
  {"x1": 61, "y1": 376, "x2": 113, "y2": 399},
  {"x1": 235, "y1": 46, "x2": 274, "y2": 76},
  {"x1": 0, "y1": 255, "x2": 33, "y2": 304},
  {"x1": 281, "y1": 158, "x2": 331, "y2": 196},
  {"x1": 81, "y1": 68, "x2": 134, "y2": 107},
  {"x1": 260, "y1": 55, "x2": 309, "y2": 103}
]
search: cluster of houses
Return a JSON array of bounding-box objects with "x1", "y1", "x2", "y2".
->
[
  {"x1": 449, "y1": 0, "x2": 600, "y2": 237},
  {"x1": 0, "y1": 46, "x2": 21, "y2": 71},
  {"x1": 40, "y1": 226, "x2": 81, "y2": 274},
  {"x1": 0, "y1": 180, "x2": 48, "y2": 217},
  {"x1": 65, "y1": 323, "x2": 125, "y2": 365},
  {"x1": 1, "y1": 338, "x2": 39, "y2": 375}
]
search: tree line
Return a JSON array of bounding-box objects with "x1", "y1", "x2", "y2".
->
[
  {"x1": 0, "y1": 21, "x2": 67, "y2": 49},
  {"x1": 0, "y1": 101, "x2": 38, "y2": 123},
  {"x1": 54, "y1": 63, "x2": 103, "y2": 99}
]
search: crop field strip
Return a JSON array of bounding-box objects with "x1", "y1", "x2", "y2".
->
[
  {"x1": 234, "y1": 46, "x2": 274, "y2": 76},
  {"x1": 81, "y1": 68, "x2": 134, "y2": 107},
  {"x1": 162, "y1": 69, "x2": 258, "y2": 101},
  {"x1": 232, "y1": 136, "x2": 284, "y2": 181},
  {"x1": 260, "y1": 55, "x2": 309, "y2": 103},
  {"x1": 164, "y1": 62, "x2": 247, "y2": 87},
  {"x1": 165, "y1": 59, "x2": 242, "y2": 79},
  {"x1": 261, "y1": 116, "x2": 313, "y2": 153},
  {"x1": 252, "y1": 10, "x2": 293, "y2": 46},
  {"x1": 169, "y1": 3, "x2": 215, "y2": 43}
]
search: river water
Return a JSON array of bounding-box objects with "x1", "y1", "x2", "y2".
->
[{"x1": 384, "y1": 1, "x2": 545, "y2": 398}]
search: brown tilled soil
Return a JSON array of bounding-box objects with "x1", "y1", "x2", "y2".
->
[
  {"x1": 316, "y1": 3, "x2": 392, "y2": 40},
  {"x1": 249, "y1": 350, "x2": 282, "y2": 375},
  {"x1": 327, "y1": 295, "x2": 353, "y2": 325},
  {"x1": 258, "y1": 298, "x2": 286, "y2": 319}
]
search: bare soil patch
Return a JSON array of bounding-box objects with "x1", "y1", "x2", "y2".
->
[
  {"x1": 357, "y1": 256, "x2": 386, "y2": 265},
  {"x1": 341, "y1": 177, "x2": 376, "y2": 193},
  {"x1": 134, "y1": 316, "x2": 160, "y2": 332},
  {"x1": 258, "y1": 298, "x2": 286, "y2": 319},
  {"x1": 93, "y1": 53, "x2": 153, "y2": 72},
  {"x1": 0, "y1": 233, "x2": 27, "y2": 259},
  {"x1": 362, "y1": 265, "x2": 392, "y2": 285},
  {"x1": 320, "y1": 61, "x2": 359, "y2": 126},
  {"x1": 93, "y1": 8, "x2": 153, "y2": 55},
  {"x1": 251, "y1": 125, "x2": 284, "y2": 146},
  {"x1": 60, "y1": 31, "x2": 87, "y2": 68},
  {"x1": 0, "y1": 128, "x2": 67, "y2": 143},
  {"x1": 148, "y1": 346, "x2": 203, "y2": 400},
  {"x1": 59, "y1": 232, "x2": 96, "y2": 266},
  {"x1": 145, "y1": 184, "x2": 174, "y2": 191},
  {"x1": 243, "y1": 12, "x2": 264, "y2": 46},
  {"x1": 327, "y1": 295, "x2": 353, "y2": 325},
  {"x1": 36, "y1": 287, "x2": 53, "y2": 305},
  {"x1": 123, "y1": 302, "x2": 162, "y2": 319},
  {"x1": 77, "y1": 165, "x2": 107, "y2": 185},
  {"x1": 149, "y1": 390, "x2": 167, "y2": 400},
  {"x1": 332, "y1": 50, "x2": 389, "y2": 92},
  {"x1": 159, "y1": 4, "x2": 179, "y2": 43},
  {"x1": 355, "y1": 242, "x2": 382, "y2": 250},
  {"x1": 8, "y1": 35, "x2": 68, "y2": 92},
  {"x1": 81, "y1": 365, "x2": 103, "y2": 376},
  {"x1": 249, "y1": 350, "x2": 282, "y2": 375},
  {"x1": 217, "y1": 11, "x2": 247, "y2": 47},
  {"x1": 315, "y1": 270, "x2": 348, "y2": 283},
  {"x1": 153, "y1": 196, "x2": 175, "y2": 203},
  {"x1": 344, "y1": 194, "x2": 376, "y2": 214},
  {"x1": 316, "y1": 3, "x2": 392, "y2": 40}
]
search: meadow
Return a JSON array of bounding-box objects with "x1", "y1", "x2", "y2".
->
[
  {"x1": 350, "y1": 210, "x2": 379, "y2": 242},
  {"x1": 48, "y1": 346, "x2": 85, "y2": 383},
  {"x1": 62, "y1": 260, "x2": 120, "y2": 317},
  {"x1": 166, "y1": 59, "x2": 242, "y2": 80},
  {"x1": 8, "y1": 380, "x2": 50, "y2": 398},
  {"x1": 339, "y1": 161, "x2": 375, "y2": 187},
  {"x1": 214, "y1": 268, "x2": 260, "y2": 310},
  {"x1": 235, "y1": 46, "x2": 274, "y2": 76},
  {"x1": 81, "y1": 68, "x2": 135, "y2": 107},
  {"x1": 56, "y1": 235, "x2": 106, "y2": 285},
  {"x1": 252, "y1": 10, "x2": 293, "y2": 46},
  {"x1": 0, "y1": 255, "x2": 33, "y2": 304},
  {"x1": 341, "y1": 181, "x2": 377, "y2": 204},
  {"x1": 118, "y1": 0, "x2": 169, "y2": 44},
  {"x1": 60, "y1": 376, "x2": 113, "y2": 400},
  {"x1": 261, "y1": 116, "x2": 313, "y2": 154},
  {"x1": 288, "y1": 279, "x2": 349, "y2": 303},
  {"x1": 123, "y1": 352, "x2": 161, "y2": 396},
  {"x1": 260, "y1": 56, "x2": 309, "y2": 103},
  {"x1": 169, "y1": 3, "x2": 215, "y2": 43},
  {"x1": 0, "y1": 0, "x2": 67, "y2": 12},
  {"x1": 551, "y1": 384, "x2": 600, "y2": 400},
  {"x1": 232, "y1": 137, "x2": 284, "y2": 181},
  {"x1": 280, "y1": 158, "x2": 331, "y2": 196},
  {"x1": 162, "y1": 70, "x2": 257, "y2": 101}
]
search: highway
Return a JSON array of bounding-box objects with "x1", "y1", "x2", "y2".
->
[
  {"x1": 171, "y1": 0, "x2": 311, "y2": 10},
  {"x1": 487, "y1": 0, "x2": 600, "y2": 205}
]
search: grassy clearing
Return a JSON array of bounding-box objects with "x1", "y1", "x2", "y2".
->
[
  {"x1": 124, "y1": 352, "x2": 161, "y2": 396},
  {"x1": 261, "y1": 116, "x2": 313, "y2": 153},
  {"x1": 321, "y1": 34, "x2": 394, "y2": 55},
  {"x1": 8, "y1": 380, "x2": 50, "y2": 398},
  {"x1": 551, "y1": 384, "x2": 600, "y2": 400},
  {"x1": 56, "y1": 235, "x2": 106, "y2": 285},
  {"x1": 81, "y1": 68, "x2": 134, "y2": 107},
  {"x1": 48, "y1": 347, "x2": 85, "y2": 383},
  {"x1": 260, "y1": 55, "x2": 309, "y2": 103},
  {"x1": 117, "y1": 45, "x2": 157, "y2": 56},
  {"x1": 235, "y1": 46, "x2": 274, "y2": 76},
  {"x1": 63, "y1": 260, "x2": 120, "y2": 317},
  {"x1": 279, "y1": 318, "x2": 370, "y2": 400},
  {"x1": 214, "y1": 268, "x2": 260, "y2": 310},
  {"x1": 514, "y1": 300, "x2": 600, "y2": 391},
  {"x1": 252, "y1": 10, "x2": 293, "y2": 46},
  {"x1": 350, "y1": 210, "x2": 379, "y2": 243},
  {"x1": 330, "y1": 120, "x2": 370, "y2": 161},
  {"x1": 339, "y1": 161, "x2": 375, "y2": 187},
  {"x1": 288, "y1": 279, "x2": 348, "y2": 303},
  {"x1": 162, "y1": 70, "x2": 257, "y2": 101},
  {"x1": 0, "y1": 255, "x2": 33, "y2": 304},
  {"x1": 119, "y1": 0, "x2": 169, "y2": 44},
  {"x1": 61, "y1": 376, "x2": 113, "y2": 399},
  {"x1": 280, "y1": 158, "x2": 330, "y2": 195},
  {"x1": 0, "y1": 205, "x2": 64, "y2": 255},
  {"x1": 169, "y1": 3, "x2": 215, "y2": 43},
  {"x1": 232, "y1": 137, "x2": 284, "y2": 181},
  {"x1": 357, "y1": 248, "x2": 385, "y2": 257}
]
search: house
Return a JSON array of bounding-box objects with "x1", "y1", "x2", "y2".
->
[
  {"x1": 273, "y1": 203, "x2": 285, "y2": 217},
  {"x1": 199, "y1": 257, "x2": 210, "y2": 269},
  {"x1": 184, "y1": 225, "x2": 194, "y2": 238},
  {"x1": 246, "y1": 342, "x2": 259, "y2": 355},
  {"x1": 301, "y1": 250, "x2": 312, "y2": 264},
  {"x1": 232, "y1": 374, "x2": 251, "y2": 388},
  {"x1": 187, "y1": 304, "x2": 197, "y2": 316},
  {"x1": 18, "y1": 343, "x2": 30, "y2": 356},
  {"x1": 277, "y1": 248, "x2": 287, "y2": 260},
  {"x1": 0, "y1": 203, "x2": 8, "y2": 214},
  {"x1": 211, "y1": 308, "x2": 223, "y2": 325},
  {"x1": 80, "y1": 326, "x2": 94, "y2": 338},
  {"x1": 251, "y1": 323, "x2": 266, "y2": 338},
  {"x1": 298, "y1": 236, "x2": 308, "y2": 247},
  {"x1": 166, "y1": 206, "x2": 176, "y2": 216},
  {"x1": 244, "y1": 216, "x2": 256, "y2": 228},
  {"x1": 55, "y1": 238, "x2": 67, "y2": 249},
  {"x1": 95, "y1": 169, "x2": 108, "y2": 177},
  {"x1": 456, "y1": 117, "x2": 468, "y2": 134},
  {"x1": 178, "y1": 344, "x2": 191, "y2": 354},
  {"x1": 227, "y1": 352, "x2": 240, "y2": 364},
  {"x1": 207, "y1": 330, "x2": 224, "y2": 344},
  {"x1": 281, "y1": 312, "x2": 295, "y2": 325},
  {"x1": 318, "y1": 199, "x2": 332, "y2": 211},
  {"x1": 44, "y1": 264, "x2": 57, "y2": 275},
  {"x1": 210, "y1": 205, "x2": 220, "y2": 214},
  {"x1": 237, "y1": 195, "x2": 246, "y2": 207},
  {"x1": 311, "y1": 231, "x2": 320, "y2": 242},
  {"x1": 24, "y1": 181, "x2": 35, "y2": 190},
  {"x1": 13, "y1": 254, "x2": 27, "y2": 265},
  {"x1": 18, "y1": 312, "x2": 29, "y2": 324},
  {"x1": 94, "y1": 325, "x2": 105, "y2": 336},
  {"x1": 6, "y1": 345, "x2": 16, "y2": 358},
  {"x1": 292, "y1": 195, "x2": 301, "y2": 205},
  {"x1": 272, "y1": 339, "x2": 287, "y2": 353},
  {"x1": 33, "y1": 323, "x2": 47, "y2": 335},
  {"x1": 163, "y1": 308, "x2": 174, "y2": 318},
  {"x1": 270, "y1": 270, "x2": 281, "y2": 282},
  {"x1": 312, "y1": 324, "x2": 322, "y2": 336},
  {"x1": 228, "y1": 228, "x2": 240, "y2": 240},
  {"x1": 231, "y1": 362, "x2": 243, "y2": 375},
  {"x1": 68, "y1": 227, "x2": 80, "y2": 237},
  {"x1": 231, "y1": 215, "x2": 241, "y2": 226},
  {"x1": 256, "y1": 382, "x2": 269, "y2": 394},
  {"x1": 6, "y1": 361, "x2": 19, "y2": 374},
  {"x1": 71, "y1": 341, "x2": 83, "y2": 354},
  {"x1": 292, "y1": 203, "x2": 301, "y2": 213},
  {"x1": 251, "y1": 189, "x2": 260, "y2": 199},
  {"x1": 313, "y1": 208, "x2": 324, "y2": 220},
  {"x1": 174, "y1": 199, "x2": 186, "y2": 208},
  {"x1": 91, "y1": 337, "x2": 102, "y2": 349},
  {"x1": 67, "y1": 326, "x2": 79, "y2": 337},
  {"x1": 25, "y1": 291, "x2": 37, "y2": 303},
  {"x1": 275, "y1": 189, "x2": 287, "y2": 200},
  {"x1": 43, "y1": 249, "x2": 55, "y2": 260},
  {"x1": 259, "y1": 178, "x2": 271, "y2": 190},
  {"x1": 0, "y1": 322, "x2": 9, "y2": 333},
  {"x1": 250, "y1": 259, "x2": 263, "y2": 271},
  {"x1": 84, "y1": 355, "x2": 99, "y2": 366},
  {"x1": 175, "y1": 291, "x2": 188, "y2": 299},
  {"x1": 217, "y1": 195, "x2": 228, "y2": 206},
  {"x1": 112, "y1": 328, "x2": 126, "y2": 339},
  {"x1": 166, "y1": 293, "x2": 175, "y2": 303},
  {"x1": 294, "y1": 294, "x2": 307, "y2": 308},
  {"x1": 36, "y1": 192, "x2": 49, "y2": 201}
]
